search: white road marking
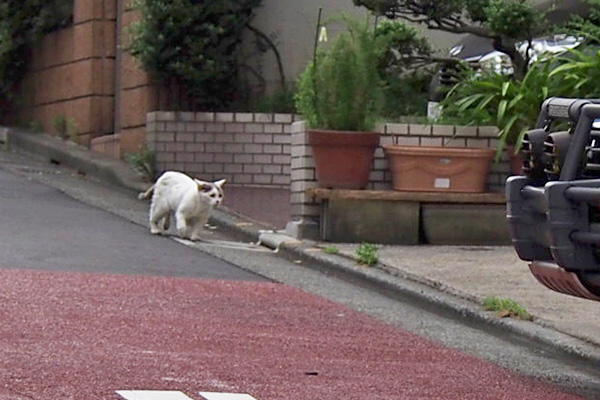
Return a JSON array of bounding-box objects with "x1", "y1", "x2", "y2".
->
[
  {"x1": 116, "y1": 390, "x2": 194, "y2": 400},
  {"x1": 199, "y1": 393, "x2": 258, "y2": 400},
  {"x1": 173, "y1": 237, "x2": 276, "y2": 253}
]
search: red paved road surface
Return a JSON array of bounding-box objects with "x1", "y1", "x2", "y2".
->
[{"x1": 0, "y1": 269, "x2": 583, "y2": 400}]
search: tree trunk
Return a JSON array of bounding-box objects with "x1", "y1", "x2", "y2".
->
[{"x1": 493, "y1": 36, "x2": 528, "y2": 81}]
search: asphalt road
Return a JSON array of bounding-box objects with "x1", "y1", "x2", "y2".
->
[
  {"x1": 0, "y1": 153, "x2": 598, "y2": 400},
  {"x1": 0, "y1": 168, "x2": 261, "y2": 280}
]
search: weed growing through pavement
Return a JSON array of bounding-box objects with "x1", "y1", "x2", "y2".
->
[
  {"x1": 52, "y1": 114, "x2": 77, "y2": 141},
  {"x1": 483, "y1": 296, "x2": 532, "y2": 320},
  {"x1": 323, "y1": 246, "x2": 339, "y2": 255},
  {"x1": 356, "y1": 243, "x2": 378, "y2": 266},
  {"x1": 125, "y1": 144, "x2": 156, "y2": 181}
]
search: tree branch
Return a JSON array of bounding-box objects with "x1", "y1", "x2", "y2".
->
[{"x1": 246, "y1": 24, "x2": 286, "y2": 90}]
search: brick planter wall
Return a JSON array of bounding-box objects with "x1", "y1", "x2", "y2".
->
[
  {"x1": 146, "y1": 112, "x2": 513, "y2": 236},
  {"x1": 289, "y1": 122, "x2": 508, "y2": 235},
  {"x1": 146, "y1": 111, "x2": 297, "y2": 187}
]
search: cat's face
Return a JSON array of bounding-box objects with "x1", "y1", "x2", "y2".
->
[{"x1": 196, "y1": 179, "x2": 226, "y2": 207}]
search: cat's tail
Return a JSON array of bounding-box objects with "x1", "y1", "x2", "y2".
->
[{"x1": 138, "y1": 184, "x2": 155, "y2": 200}]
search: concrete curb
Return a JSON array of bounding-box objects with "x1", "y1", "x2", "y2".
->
[
  {"x1": 6, "y1": 129, "x2": 600, "y2": 367},
  {"x1": 5, "y1": 128, "x2": 148, "y2": 193}
]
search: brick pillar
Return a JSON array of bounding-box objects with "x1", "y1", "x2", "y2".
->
[
  {"x1": 116, "y1": 1, "x2": 159, "y2": 156},
  {"x1": 286, "y1": 121, "x2": 320, "y2": 239}
]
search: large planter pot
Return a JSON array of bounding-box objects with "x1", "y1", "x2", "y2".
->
[
  {"x1": 308, "y1": 129, "x2": 381, "y2": 189},
  {"x1": 383, "y1": 145, "x2": 495, "y2": 193},
  {"x1": 507, "y1": 145, "x2": 524, "y2": 176}
]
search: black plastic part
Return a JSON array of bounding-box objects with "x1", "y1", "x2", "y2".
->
[
  {"x1": 507, "y1": 98, "x2": 600, "y2": 299},
  {"x1": 521, "y1": 128, "x2": 549, "y2": 183}
]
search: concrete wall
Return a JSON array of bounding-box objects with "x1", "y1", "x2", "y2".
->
[{"x1": 247, "y1": 0, "x2": 463, "y2": 93}]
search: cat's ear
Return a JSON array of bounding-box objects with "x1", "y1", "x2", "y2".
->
[
  {"x1": 195, "y1": 180, "x2": 213, "y2": 192},
  {"x1": 214, "y1": 179, "x2": 226, "y2": 188}
]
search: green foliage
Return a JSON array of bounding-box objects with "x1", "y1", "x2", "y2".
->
[
  {"x1": 248, "y1": 86, "x2": 296, "y2": 114},
  {"x1": 381, "y1": 69, "x2": 432, "y2": 120},
  {"x1": 373, "y1": 20, "x2": 433, "y2": 119},
  {"x1": 483, "y1": 296, "x2": 532, "y2": 320},
  {"x1": 354, "y1": 0, "x2": 548, "y2": 78},
  {"x1": 560, "y1": 0, "x2": 600, "y2": 42},
  {"x1": 549, "y1": 45, "x2": 600, "y2": 98},
  {"x1": 356, "y1": 243, "x2": 378, "y2": 266},
  {"x1": 295, "y1": 17, "x2": 384, "y2": 131},
  {"x1": 126, "y1": 0, "x2": 262, "y2": 110},
  {"x1": 0, "y1": 0, "x2": 72, "y2": 100},
  {"x1": 322, "y1": 245, "x2": 339, "y2": 255},
  {"x1": 485, "y1": 0, "x2": 545, "y2": 40},
  {"x1": 441, "y1": 60, "x2": 564, "y2": 158},
  {"x1": 374, "y1": 19, "x2": 432, "y2": 72},
  {"x1": 125, "y1": 144, "x2": 156, "y2": 181},
  {"x1": 51, "y1": 114, "x2": 77, "y2": 140}
]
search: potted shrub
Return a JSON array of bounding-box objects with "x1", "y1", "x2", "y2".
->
[{"x1": 294, "y1": 17, "x2": 383, "y2": 189}]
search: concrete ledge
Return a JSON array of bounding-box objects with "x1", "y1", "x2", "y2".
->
[
  {"x1": 5, "y1": 128, "x2": 148, "y2": 193},
  {"x1": 322, "y1": 199, "x2": 420, "y2": 244},
  {"x1": 308, "y1": 188, "x2": 506, "y2": 204},
  {"x1": 309, "y1": 188, "x2": 509, "y2": 245},
  {"x1": 422, "y1": 204, "x2": 510, "y2": 245}
]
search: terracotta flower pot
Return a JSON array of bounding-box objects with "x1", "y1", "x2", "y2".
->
[
  {"x1": 308, "y1": 129, "x2": 380, "y2": 189},
  {"x1": 507, "y1": 145, "x2": 524, "y2": 176},
  {"x1": 383, "y1": 145, "x2": 495, "y2": 193}
]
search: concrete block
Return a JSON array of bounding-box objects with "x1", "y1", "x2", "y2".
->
[
  {"x1": 321, "y1": 199, "x2": 420, "y2": 244},
  {"x1": 285, "y1": 219, "x2": 320, "y2": 240},
  {"x1": 422, "y1": 204, "x2": 510, "y2": 245}
]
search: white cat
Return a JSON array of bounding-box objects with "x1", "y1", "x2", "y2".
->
[{"x1": 138, "y1": 171, "x2": 225, "y2": 240}]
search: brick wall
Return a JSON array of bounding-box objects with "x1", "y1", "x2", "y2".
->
[
  {"x1": 146, "y1": 111, "x2": 297, "y2": 187},
  {"x1": 15, "y1": 0, "x2": 116, "y2": 146},
  {"x1": 147, "y1": 112, "x2": 514, "y2": 234}
]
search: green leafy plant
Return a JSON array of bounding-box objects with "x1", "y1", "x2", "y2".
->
[
  {"x1": 126, "y1": 0, "x2": 262, "y2": 110},
  {"x1": 380, "y1": 69, "x2": 433, "y2": 120},
  {"x1": 441, "y1": 60, "x2": 564, "y2": 159},
  {"x1": 355, "y1": 0, "x2": 548, "y2": 80},
  {"x1": 0, "y1": 1, "x2": 72, "y2": 103},
  {"x1": 249, "y1": 86, "x2": 296, "y2": 114},
  {"x1": 356, "y1": 243, "x2": 378, "y2": 266},
  {"x1": 483, "y1": 296, "x2": 532, "y2": 320},
  {"x1": 51, "y1": 114, "x2": 77, "y2": 140},
  {"x1": 125, "y1": 144, "x2": 156, "y2": 181},
  {"x1": 322, "y1": 245, "x2": 339, "y2": 255},
  {"x1": 549, "y1": 44, "x2": 600, "y2": 99},
  {"x1": 295, "y1": 16, "x2": 384, "y2": 132}
]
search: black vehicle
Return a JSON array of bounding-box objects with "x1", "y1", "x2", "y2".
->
[{"x1": 507, "y1": 97, "x2": 600, "y2": 301}]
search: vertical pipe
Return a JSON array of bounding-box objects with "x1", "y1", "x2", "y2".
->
[
  {"x1": 113, "y1": 0, "x2": 124, "y2": 135},
  {"x1": 311, "y1": 8, "x2": 323, "y2": 123}
]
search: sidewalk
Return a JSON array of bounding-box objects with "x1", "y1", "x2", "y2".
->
[{"x1": 4, "y1": 129, "x2": 600, "y2": 363}]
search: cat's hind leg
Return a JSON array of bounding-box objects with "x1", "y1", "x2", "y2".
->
[{"x1": 161, "y1": 213, "x2": 171, "y2": 231}]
